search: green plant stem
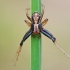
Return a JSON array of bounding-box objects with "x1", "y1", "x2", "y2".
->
[{"x1": 31, "y1": 0, "x2": 42, "y2": 70}]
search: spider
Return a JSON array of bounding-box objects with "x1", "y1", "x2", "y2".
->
[
  {"x1": 10, "y1": 4, "x2": 70, "y2": 66},
  {"x1": 20, "y1": 5, "x2": 56, "y2": 46}
]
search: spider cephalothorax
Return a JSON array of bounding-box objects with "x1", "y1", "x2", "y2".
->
[{"x1": 32, "y1": 12, "x2": 41, "y2": 24}]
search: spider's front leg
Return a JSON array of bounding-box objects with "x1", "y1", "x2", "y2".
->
[
  {"x1": 20, "y1": 29, "x2": 32, "y2": 46},
  {"x1": 10, "y1": 8, "x2": 32, "y2": 66},
  {"x1": 41, "y1": 28, "x2": 56, "y2": 43},
  {"x1": 41, "y1": 28, "x2": 70, "y2": 58},
  {"x1": 17, "y1": 29, "x2": 32, "y2": 54},
  {"x1": 11, "y1": 29, "x2": 32, "y2": 66}
]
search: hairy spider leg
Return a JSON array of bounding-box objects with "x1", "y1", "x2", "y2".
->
[
  {"x1": 41, "y1": 28, "x2": 56, "y2": 42},
  {"x1": 20, "y1": 29, "x2": 32, "y2": 46},
  {"x1": 10, "y1": 29, "x2": 32, "y2": 66}
]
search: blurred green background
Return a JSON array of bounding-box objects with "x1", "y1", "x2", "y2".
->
[{"x1": 0, "y1": 0, "x2": 70, "y2": 70}]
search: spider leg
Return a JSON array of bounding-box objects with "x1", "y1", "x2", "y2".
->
[
  {"x1": 26, "y1": 8, "x2": 32, "y2": 21},
  {"x1": 41, "y1": 28, "x2": 70, "y2": 58},
  {"x1": 41, "y1": 28, "x2": 56, "y2": 43},
  {"x1": 20, "y1": 29, "x2": 32, "y2": 46},
  {"x1": 24, "y1": 20, "x2": 31, "y2": 27},
  {"x1": 42, "y1": 18, "x2": 48, "y2": 26},
  {"x1": 40, "y1": 4, "x2": 45, "y2": 21},
  {"x1": 10, "y1": 29, "x2": 32, "y2": 66}
]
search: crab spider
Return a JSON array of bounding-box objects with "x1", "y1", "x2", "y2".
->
[{"x1": 10, "y1": 5, "x2": 70, "y2": 66}]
